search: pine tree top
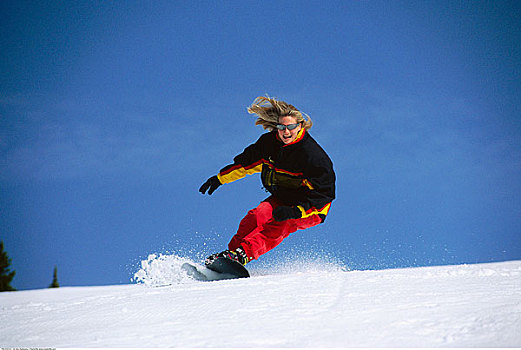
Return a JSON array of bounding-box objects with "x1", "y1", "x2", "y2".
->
[{"x1": 0, "y1": 241, "x2": 16, "y2": 292}]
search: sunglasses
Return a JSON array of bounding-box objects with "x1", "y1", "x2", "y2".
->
[{"x1": 275, "y1": 122, "x2": 301, "y2": 131}]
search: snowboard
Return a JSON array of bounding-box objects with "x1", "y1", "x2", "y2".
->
[
  {"x1": 206, "y1": 256, "x2": 250, "y2": 278},
  {"x1": 181, "y1": 257, "x2": 249, "y2": 282}
]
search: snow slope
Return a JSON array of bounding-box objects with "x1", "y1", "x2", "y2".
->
[{"x1": 1, "y1": 259, "x2": 520, "y2": 347}]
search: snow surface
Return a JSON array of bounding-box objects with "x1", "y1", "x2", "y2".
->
[{"x1": 1, "y1": 258, "x2": 520, "y2": 347}]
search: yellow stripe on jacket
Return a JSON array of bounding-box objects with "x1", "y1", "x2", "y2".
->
[
  {"x1": 218, "y1": 162, "x2": 263, "y2": 185},
  {"x1": 297, "y1": 202, "x2": 332, "y2": 218}
]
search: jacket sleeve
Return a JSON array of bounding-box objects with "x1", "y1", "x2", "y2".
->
[
  {"x1": 217, "y1": 134, "x2": 267, "y2": 185},
  {"x1": 296, "y1": 154, "x2": 336, "y2": 221}
]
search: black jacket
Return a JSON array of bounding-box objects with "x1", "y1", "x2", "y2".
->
[{"x1": 217, "y1": 129, "x2": 335, "y2": 222}]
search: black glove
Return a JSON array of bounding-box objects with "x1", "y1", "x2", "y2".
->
[
  {"x1": 199, "y1": 175, "x2": 222, "y2": 195},
  {"x1": 273, "y1": 206, "x2": 302, "y2": 221}
]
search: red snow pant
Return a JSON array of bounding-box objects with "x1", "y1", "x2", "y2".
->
[{"x1": 228, "y1": 196, "x2": 322, "y2": 260}]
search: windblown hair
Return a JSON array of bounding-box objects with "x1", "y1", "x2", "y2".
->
[{"x1": 247, "y1": 96, "x2": 313, "y2": 131}]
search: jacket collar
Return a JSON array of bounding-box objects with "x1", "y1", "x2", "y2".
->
[{"x1": 275, "y1": 127, "x2": 307, "y2": 147}]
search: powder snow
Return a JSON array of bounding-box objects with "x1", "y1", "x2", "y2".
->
[{"x1": 1, "y1": 258, "x2": 520, "y2": 347}]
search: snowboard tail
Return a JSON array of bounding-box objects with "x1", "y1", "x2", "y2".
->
[{"x1": 181, "y1": 262, "x2": 209, "y2": 281}]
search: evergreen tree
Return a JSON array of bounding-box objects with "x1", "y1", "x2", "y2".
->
[
  {"x1": 49, "y1": 265, "x2": 60, "y2": 288},
  {"x1": 0, "y1": 241, "x2": 16, "y2": 292}
]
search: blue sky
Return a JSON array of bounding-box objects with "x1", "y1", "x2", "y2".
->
[{"x1": 1, "y1": 1, "x2": 520, "y2": 290}]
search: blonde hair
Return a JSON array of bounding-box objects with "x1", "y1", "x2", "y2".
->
[{"x1": 247, "y1": 96, "x2": 312, "y2": 131}]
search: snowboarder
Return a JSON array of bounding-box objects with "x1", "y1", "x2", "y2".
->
[{"x1": 200, "y1": 96, "x2": 336, "y2": 268}]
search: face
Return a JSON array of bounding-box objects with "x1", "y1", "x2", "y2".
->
[{"x1": 277, "y1": 115, "x2": 302, "y2": 144}]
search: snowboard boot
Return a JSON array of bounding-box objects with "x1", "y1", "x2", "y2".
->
[{"x1": 205, "y1": 247, "x2": 250, "y2": 266}]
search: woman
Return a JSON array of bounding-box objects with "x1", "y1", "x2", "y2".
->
[{"x1": 200, "y1": 96, "x2": 336, "y2": 266}]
